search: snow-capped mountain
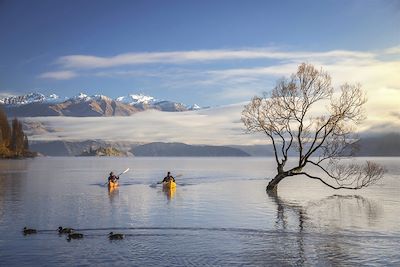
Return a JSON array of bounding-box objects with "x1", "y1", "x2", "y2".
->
[
  {"x1": 0, "y1": 92, "x2": 62, "y2": 105},
  {"x1": 115, "y1": 94, "x2": 156, "y2": 105},
  {"x1": 70, "y1": 92, "x2": 113, "y2": 102},
  {"x1": 0, "y1": 92, "x2": 202, "y2": 117},
  {"x1": 152, "y1": 100, "x2": 188, "y2": 112},
  {"x1": 115, "y1": 93, "x2": 201, "y2": 111},
  {"x1": 71, "y1": 92, "x2": 92, "y2": 102},
  {"x1": 189, "y1": 104, "x2": 201, "y2": 110}
]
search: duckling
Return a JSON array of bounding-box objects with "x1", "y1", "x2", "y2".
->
[
  {"x1": 67, "y1": 233, "x2": 83, "y2": 241},
  {"x1": 109, "y1": 232, "x2": 124, "y2": 240},
  {"x1": 58, "y1": 226, "x2": 74, "y2": 234},
  {"x1": 23, "y1": 227, "x2": 37, "y2": 235}
]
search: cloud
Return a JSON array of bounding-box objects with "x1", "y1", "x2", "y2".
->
[
  {"x1": 38, "y1": 70, "x2": 77, "y2": 80},
  {"x1": 36, "y1": 45, "x2": 400, "y2": 109},
  {"x1": 207, "y1": 63, "x2": 297, "y2": 81},
  {"x1": 0, "y1": 91, "x2": 18, "y2": 98},
  {"x1": 55, "y1": 48, "x2": 375, "y2": 69},
  {"x1": 23, "y1": 104, "x2": 266, "y2": 145},
  {"x1": 43, "y1": 47, "x2": 390, "y2": 89},
  {"x1": 384, "y1": 45, "x2": 400, "y2": 55},
  {"x1": 362, "y1": 122, "x2": 400, "y2": 136},
  {"x1": 391, "y1": 111, "x2": 400, "y2": 120},
  {"x1": 22, "y1": 99, "x2": 400, "y2": 146},
  {"x1": 199, "y1": 56, "x2": 400, "y2": 110}
]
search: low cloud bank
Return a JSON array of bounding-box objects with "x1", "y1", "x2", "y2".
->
[
  {"x1": 23, "y1": 103, "x2": 399, "y2": 145},
  {"x1": 23, "y1": 104, "x2": 263, "y2": 145}
]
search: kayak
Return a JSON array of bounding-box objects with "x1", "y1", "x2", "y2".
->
[
  {"x1": 163, "y1": 180, "x2": 176, "y2": 189},
  {"x1": 108, "y1": 180, "x2": 119, "y2": 189},
  {"x1": 163, "y1": 185, "x2": 176, "y2": 199}
]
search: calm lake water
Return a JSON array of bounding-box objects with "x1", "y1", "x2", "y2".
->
[{"x1": 0, "y1": 157, "x2": 399, "y2": 266}]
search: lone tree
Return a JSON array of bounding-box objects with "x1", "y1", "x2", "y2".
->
[{"x1": 242, "y1": 63, "x2": 384, "y2": 192}]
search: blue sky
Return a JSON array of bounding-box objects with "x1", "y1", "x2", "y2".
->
[{"x1": 0, "y1": 0, "x2": 399, "y2": 106}]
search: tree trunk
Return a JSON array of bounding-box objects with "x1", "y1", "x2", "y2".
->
[{"x1": 266, "y1": 173, "x2": 287, "y2": 192}]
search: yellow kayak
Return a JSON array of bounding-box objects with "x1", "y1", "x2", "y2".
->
[
  {"x1": 163, "y1": 186, "x2": 176, "y2": 199},
  {"x1": 108, "y1": 180, "x2": 119, "y2": 189},
  {"x1": 162, "y1": 180, "x2": 176, "y2": 189}
]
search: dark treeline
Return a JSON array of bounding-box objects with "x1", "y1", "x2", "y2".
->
[{"x1": 0, "y1": 107, "x2": 34, "y2": 158}]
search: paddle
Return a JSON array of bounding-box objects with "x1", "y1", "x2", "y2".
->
[
  {"x1": 117, "y1": 168, "x2": 130, "y2": 177},
  {"x1": 104, "y1": 168, "x2": 130, "y2": 185}
]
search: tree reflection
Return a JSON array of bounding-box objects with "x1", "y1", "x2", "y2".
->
[
  {"x1": 306, "y1": 194, "x2": 381, "y2": 228},
  {"x1": 0, "y1": 160, "x2": 29, "y2": 219},
  {"x1": 267, "y1": 191, "x2": 383, "y2": 265},
  {"x1": 267, "y1": 190, "x2": 306, "y2": 265}
]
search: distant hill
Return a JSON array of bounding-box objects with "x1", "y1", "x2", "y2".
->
[
  {"x1": 29, "y1": 140, "x2": 135, "y2": 156},
  {"x1": 132, "y1": 142, "x2": 251, "y2": 157},
  {"x1": 29, "y1": 140, "x2": 108, "y2": 156},
  {"x1": 229, "y1": 145, "x2": 276, "y2": 157},
  {"x1": 29, "y1": 140, "x2": 250, "y2": 157},
  {"x1": 27, "y1": 133, "x2": 400, "y2": 157},
  {"x1": 352, "y1": 133, "x2": 400, "y2": 156},
  {"x1": 232, "y1": 133, "x2": 400, "y2": 157}
]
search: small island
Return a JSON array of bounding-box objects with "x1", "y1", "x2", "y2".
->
[{"x1": 79, "y1": 146, "x2": 127, "y2": 157}]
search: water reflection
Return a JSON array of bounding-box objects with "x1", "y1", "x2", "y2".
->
[
  {"x1": 0, "y1": 157, "x2": 398, "y2": 266},
  {"x1": 268, "y1": 191, "x2": 382, "y2": 230},
  {"x1": 107, "y1": 186, "x2": 119, "y2": 203},
  {"x1": 267, "y1": 191, "x2": 306, "y2": 265},
  {"x1": 163, "y1": 187, "x2": 176, "y2": 200},
  {"x1": 0, "y1": 160, "x2": 30, "y2": 220},
  {"x1": 267, "y1": 191, "x2": 384, "y2": 266},
  {"x1": 306, "y1": 194, "x2": 382, "y2": 228}
]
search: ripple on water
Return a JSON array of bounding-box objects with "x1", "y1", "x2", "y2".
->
[
  {"x1": 3, "y1": 227, "x2": 400, "y2": 266},
  {"x1": 1, "y1": 157, "x2": 400, "y2": 266}
]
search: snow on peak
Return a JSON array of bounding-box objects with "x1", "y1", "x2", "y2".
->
[
  {"x1": 115, "y1": 93, "x2": 203, "y2": 111},
  {"x1": 116, "y1": 93, "x2": 156, "y2": 105},
  {"x1": 0, "y1": 92, "x2": 61, "y2": 105},
  {"x1": 94, "y1": 94, "x2": 112, "y2": 101},
  {"x1": 69, "y1": 93, "x2": 113, "y2": 102},
  {"x1": 189, "y1": 104, "x2": 201, "y2": 110},
  {"x1": 48, "y1": 94, "x2": 59, "y2": 100},
  {"x1": 73, "y1": 92, "x2": 90, "y2": 100},
  {"x1": 0, "y1": 91, "x2": 204, "y2": 112}
]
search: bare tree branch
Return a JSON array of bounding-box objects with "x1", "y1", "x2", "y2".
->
[
  {"x1": 242, "y1": 63, "x2": 385, "y2": 192},
  {"x1": 295, "y1": 160, "x2": 384, "y2": 190}
]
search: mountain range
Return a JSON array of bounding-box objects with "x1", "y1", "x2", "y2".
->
[{"x1": 0, "y1": 92, "x2": 201, "y2": 117}]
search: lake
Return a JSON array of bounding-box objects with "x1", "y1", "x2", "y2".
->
[{"x1": 0, "y1": 157, "x2": 399, "y2": 266}]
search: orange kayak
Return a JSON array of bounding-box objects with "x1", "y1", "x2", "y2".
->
[
  {"x1": 162, "y1": 180, "x2": 176, "y2": 189},
  {"x1": 108, "y1": 180, "x2": 119, "y2": 189}
]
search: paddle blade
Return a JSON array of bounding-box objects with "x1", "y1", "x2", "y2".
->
[{"x1": 117, "y1": 168, "x2": 130, "y2": 177}]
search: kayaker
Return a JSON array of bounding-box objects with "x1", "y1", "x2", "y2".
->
[
  {"x1": 162, "y1": 171, "x2": 175, "y2": 183},
  {"x1": 108, "y1": 172, "x2": 119, "y2": 183}
]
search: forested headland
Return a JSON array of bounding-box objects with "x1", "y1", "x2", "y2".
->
[{"x1": 0, "y1": 107, "x2": 35, "y2": 158}]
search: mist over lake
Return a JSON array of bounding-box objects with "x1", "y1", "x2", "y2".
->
[{"x1": 0, "y1": 157, "x2": 399, "y2": 266}]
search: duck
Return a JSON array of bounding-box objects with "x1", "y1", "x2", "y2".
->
[
  {"x1": 58, "y1": 226, "x2": 74, "y2": 234},
  {"x1": 67, "y1": 233, "x2": 83, "y2": 241},
  {"x1": 109, "y1": 232, "x2": 124, "y2": 240},
  {"x1": 23, "y1": 227, "x2": 37, "y2": 235}
]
